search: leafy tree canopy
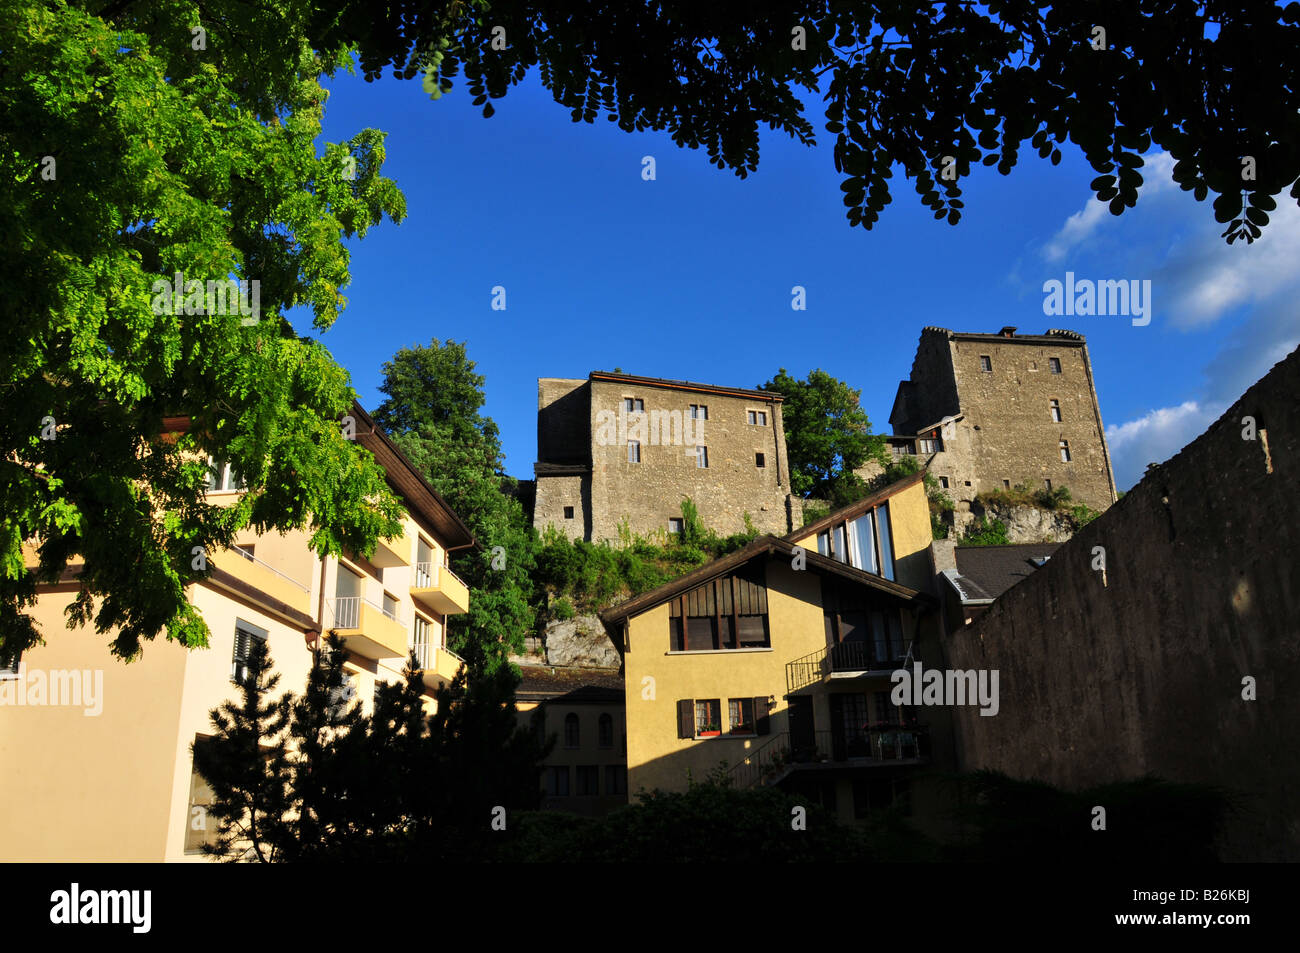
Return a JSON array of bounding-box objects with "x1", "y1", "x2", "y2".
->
[
  {"x1": 294, "y1": 0, "x2": 1300, "y2": 245},
  {"x1": 3, "y1": 0, "x2": 410, "y2": 659},
  {"x1": 760, "y1": 368, "x2": 886, "y2": 502}
]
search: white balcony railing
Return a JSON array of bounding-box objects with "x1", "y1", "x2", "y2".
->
[
  {"x1": 328, "y1": 596, "x2": 405, "y2": 630},
  {"x1": 231, "y1": 547, "x2": 311, "y2": 593},
  {"x1": 414, "y1": 560, "x2": 438, "y2": 589}
]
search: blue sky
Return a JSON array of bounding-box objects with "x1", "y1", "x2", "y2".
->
[{"x1": 292, "y1": 64, "x2": 1300, "y2": 491}]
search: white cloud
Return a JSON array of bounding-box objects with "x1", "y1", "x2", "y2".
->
[
  {"x1": 1106, "y1": 401, "x2": 1226, "y2": 490},
  {"x1": 1041, "y1": 151, "x2": 1178, "y2": 263}
]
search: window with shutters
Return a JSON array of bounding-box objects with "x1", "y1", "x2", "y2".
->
[
  {"x1": 576, "y1": 765, "x2": 600, "y2": 796},
  {"x1": 598, "y1": 712, "x2": 614, "y2": 748},
  {"x1": 728, "y1": 698, "x2": 755, "y2": 735},
  {"x1": 563, "y1": 712, "x2": 580, "y2": 748},
  {"x1": 694, "y1": 699, "x2": 721, "y2": 737},
  {"x1": 231, "y1": 620, "x2": 268, "y2": 685},
  {"x1": 669, "y1": 564, "x2": 769, "y2": 651}
]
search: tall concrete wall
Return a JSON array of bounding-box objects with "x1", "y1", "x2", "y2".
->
[{"x1": 941, "y1": 345, "x2": 1300, "y2": 860}]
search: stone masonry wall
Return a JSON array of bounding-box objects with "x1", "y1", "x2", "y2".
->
[{"x1": 940, "y1": 345, "x2": 1300, "y2": 860}]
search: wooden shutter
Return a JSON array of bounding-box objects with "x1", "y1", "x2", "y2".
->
[
  {"x1": 755, "y1": 696, "x2": 773, "y2": 735},
  {"x1": 677, "y1": 699, "x2": 695, "y2": 738}
]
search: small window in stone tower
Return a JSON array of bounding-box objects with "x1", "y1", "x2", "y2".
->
[
  {"x1": 624, "y1": 397, "x2": 644, "y2": 413},
  {"x1": 689, "y1": 404, "x2": 708, "y2": 420},
  {"x1": 1059, "y1": 440, "x2": 1071, "y2": 462},
  {"x1": 1003, "y1": 479, "x2": 1011, "y2": 490},
  {"x1": 668, "y1": 517, "x2": 683, "y2": 534},
  {"x1": 696, "y1": 446, "x2": 709, "y2": 468},
  {"x1": 1050, "y1": 398, "x2": 1062, "y2": 422},
  {"x1": 1049, "y1": 357, "x2": 1062, "y2": 374},
  {"x1": 628, "y1": 440, "x2": 641, "y2": 463},
  {"x1": 1045, "y1": 479, "x2": 1053, "y2": 492},
  {"x1": 755, "y1": 452, "x2": 766, "y2": 468},
  {"x1": 563, "y1": 506, "x2": 575, "y2": 520},
  {"x1": 747, "y1": 410, "x2": 767, "y2": 426},
  {"x1": 980, "y1": 355, "x2": 992, "y2": 372},
  {"x1": 939, "y1": 476, "x2": 949, "y2": 489}
]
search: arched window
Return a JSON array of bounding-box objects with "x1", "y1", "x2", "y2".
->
[
  {"x1": 598, "y1": 713, "x2": 614, "y2": 748},
  {"x1": 564, "y1": 713, "x2": 580, "y2": 748}
]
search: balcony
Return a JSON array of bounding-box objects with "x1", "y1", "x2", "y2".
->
[
  {"x1": 327, "y1": 596, "x2": 408, "y2": 660},
  {"x1": 410, "y1": 637, "x2": 464, "y2": 691},
  {"x1": 210, "y1": 546, "x2": 312, "y2": 615},
  {"x1": 730, "y1": 726, "x2": 931, "y2": 789},
  {"x1": 410, "y1": 561, "x2": 470, "y2": 616},
  {"x1": 371, "y1": 515, "x2": 418, "y2": 569},
  {"x1": 786, "y1": 640, "x2": 914, "y2": 694}
]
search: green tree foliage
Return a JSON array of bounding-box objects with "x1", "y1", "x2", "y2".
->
[
  {"x1": 871, "y1": 455, "x2": 955, "y2": 539},
  {"x1": 372, "y1": 339, "x2": 537, "y2": 673},
  {"x1": 304, "y1": 0, "x2": 1300, "y2": 246},
  {"x1": 2, "y1": 0, "x2": 410, "y2": 659},
  {"x1": 962, "y1": 517, "x2": 1011, "y2": 547},
  {"x1": 760, "y1": 369, "x2": 886, "y2": 503},
  {"x1": 196, "y1": 635, "x2": 549, "y2": 861}
]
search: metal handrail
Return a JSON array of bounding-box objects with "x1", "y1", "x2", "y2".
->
[
  {"x1": 785, "y1": 639, "x2": 916, "y2": 694},
  {"x1": 413, "y1": 560, "x2": 438, "y2": 589},
  {"x1": 327, "y1": 595, "x2": 405, "y2": 630},
  {"x1": 229, "y1": 546, "x2": 311, "y2": 592},
  {"x1": 730, "y1": 725, "x2": 931, "y2": 789}
]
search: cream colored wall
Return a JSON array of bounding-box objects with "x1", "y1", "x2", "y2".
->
[
  {"x1": 623, "y1": 560, "x2": 825, "y2": 795},
  {"x1": 0, "y1": 588, "x2": 189, "y2": 861}
]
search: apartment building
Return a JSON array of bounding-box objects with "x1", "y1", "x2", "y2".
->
[
  {"x1": 533, "y1": 372, "x2": 801, "y2": 542},
  {"x1": 515, "y1": 665, "x2": 628, "y2": 816},
  {"x1": 0, "y1": 404, "x2": 474, "y2": 861},
  {"x1": 600, "y1": 472, "x2": 957, "y2": 831},
  {"x1": 871, "y1": 327, "x2": 1118, "y2": 518}
]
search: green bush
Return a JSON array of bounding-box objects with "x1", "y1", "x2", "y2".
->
[
  {"x1": 962, "y1": 516, "x2": 1010, "y2": 546},
  {"x1": 550, "y1": 596, "x2": 575, "y2": 621}
]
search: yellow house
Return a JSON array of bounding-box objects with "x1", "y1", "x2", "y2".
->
[
  {"x1": 600, "y1": 472, "x2": 957, "y2": 829},
  {"x1": 0, "y1": 404, "x2": 474, "y2": 862}
]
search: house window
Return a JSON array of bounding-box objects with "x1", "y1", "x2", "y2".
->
[
  {"x1": 628, "y1": 440, "x2": 641, "y2": 463},
  {"x1": 668, "y1": 517, "x2": 683, "y2": 534},
  {"x1": 980, "y1": 355, "x2": 992, "y2": 372},
  {"x1": 689, "y1": 404, "x2": 708, "y2": 420},
  {"x1": 598, "y1": 713, "x2": 614, "y2": 748},
  {"x1": 1050, "y1": 399, "x2": 1062, "y2": 422},
  {"x1": 545, "y1": 766, "x2": 570, "y2": 797},
  {"x1": 747, "y1": 410, "x2": 767, "y2": 426},
  {"x1": 822, "y1": 580, "x2": 908, "y2": 668},
  {"x1": 1049, "y1": 357, "x2": 1062, "y2": 374},
  {"x1": 624, "y1": 397, "x2": 644, "y2": 413},
  {"x1": 184, "y1": 736, "x2": 218, "y2": 854},
  {"x1": 755, "y1": 452, "x2": 765, "y2": 468},
  {"x1": 604, "y1": 765, "x2": 627, "y2": 796},
  {"x1": 669, "y1": 565, "x2": 770, "y2": 651},
  {"x1": 917, "y1": 437, "x2": 939, "y2": 453},
  {"x1": 1059, "y1": 440, "x2": 1071, "y2": 462},
  {"x1": 205, "y1": 459, "x2": 245, "y2": 492},
  {"x1": 939, "y1": 476, "x2": 949, "y2": 489},
  {"x1": 694, "y1": 699, "x2": 722, "y2": 737},
  {"x1": 728, "y1": 698, "x2": 755, "y2": 735},
  {"x1": 381, "y1": 591, "x2": 400, "y2": 622},
  {"x1": 696, "y1": 445, "x2": 709, "y2": 468},
  {"x1": 563, "y1": 505, "x2": 575, "y2": 520},
  {"x1": 413, "y1": 614, "x2": 432, "y2": 647},
  {"x1": 563, "y1": 712, "x2": 580, "y2": 748},
  {"x1": 231, "y1": 620, "x2": 268, "y2": 685},
  {"x1": 576, "y1": 765, "x2": 600, "y2": 796},
  {"x1": 815, "y1": 501, "x2": 895, "y2": 580}
]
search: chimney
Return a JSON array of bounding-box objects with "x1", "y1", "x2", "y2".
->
[{"x1": 998, "y1": 326, "x2": 1017, "y2": 337}]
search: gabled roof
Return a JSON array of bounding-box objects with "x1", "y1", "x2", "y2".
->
[
  {"x1": 948, "y1": 543, "x2": 1062, "y2": 602},
  {"x1": 516, "y1": 665, "x2": 625, "y2": 704},
  {"x1": 784, "y1": 471, "x2": 926, "y2": 541},
  {"x1": 599, "y1": 534, "x2": 932, "y2": 627}
]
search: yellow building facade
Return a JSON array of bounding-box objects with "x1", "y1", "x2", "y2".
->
[
  {"x1": 0, "y1": 406, "x2": 474, "y2": 861},
  {"x1": 602, "y1": 473, "x2": 957, "y2": 830}
]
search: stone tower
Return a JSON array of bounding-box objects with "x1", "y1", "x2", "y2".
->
[{"x1": 534, "y1": 372, "x2": 801, "y2": 543}]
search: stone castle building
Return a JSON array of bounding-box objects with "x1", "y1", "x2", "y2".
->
[
  {"x1": 534, "y1": 372, "x2": 801, "y2": 542},
  {"x1": 875, "y1": 327, "x2": 1118, "y2": 520}
]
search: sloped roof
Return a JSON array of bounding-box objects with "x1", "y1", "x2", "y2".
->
[
  {"x1": 783, "y1": 471, "x2": 926, "y2": 541},
  {"x1": 516, "y1": 665, "x2": 624, "y2": 705},
  {"x1": 949, "y1": 543, "x2": 1062, "y2": 602}
]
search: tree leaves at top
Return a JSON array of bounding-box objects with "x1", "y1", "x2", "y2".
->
[
  {"x1": 2, "y1": 1, "x2": 411, "y2": 659},
  {"x1": 279, "y1": 0, "x2": 1300, "y2": 245}
]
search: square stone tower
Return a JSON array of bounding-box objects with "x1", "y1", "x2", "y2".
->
[
  {"x1": 885, "y1": 327, "x2": 1118, "y2": 515},
  {"x1": 534, "y1": 372, "x2": 800, "y2": 543}
]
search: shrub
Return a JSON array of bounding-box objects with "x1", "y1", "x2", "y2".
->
[{"x1": 962, "y1": 516, "x2": 1010, "y2": 546}]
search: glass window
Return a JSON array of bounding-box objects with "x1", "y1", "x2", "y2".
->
[
  {"x1": 833, "y1": 524, "x2": 847, "y2": 564},
  {"x1": 598, "y1": 713, "x2": 614, "y2": 748},
  {"x1": 696, "y1": 446, "x2": 709, "y2": 468},
  {"x1": 728, "y1": 698, "x2": 755, "y2": 735},
  {"x1": 1060, "y1": 440, "x2": 1071, "y2": 462},
  {"x1": 628, "y1": 440, "x2": 641, "y2": 463},
  {"x1": 1049, "y1": 357, "x2": 1062, "y2": 374},
  {"x1": 694, "y1": 699, "x2": 721, "y2": 737},
  {"x1": 604, "y1": 765, "x2": 627, "y2": 796},
  {"x1": 876, "y1": 503, "x2": 895, "y2": 581},
  {"x1": 849, "y1": 512, "x2": 877, "y2": 573},
  {"x1": 668, "y1": 517, "x2": 683, "y2": 534},
  {"x1": 576, "y1": 765, "x2": 599, "y2": 796},
  {"x1": 816, "y1": 531, "x2": 830, "y2": 557},
  {"x1": 564, "y1": 712, "x2": 580, "y2": 748},
  {"x1": 980, "y1": 355, "x2": 992, "y2": 372}
]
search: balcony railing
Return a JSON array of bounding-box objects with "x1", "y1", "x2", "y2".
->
[
  {"x1": 786, "y1": 639, "x2": 915, "y2": 693},
  {"x1": 414, "y1": 560, "x2": 438, "y2": 589},
  {"x1": 729, "y1": 726, "x2": 931, "y2": 789},
  {"x1": 327, "y1": 595, "x2": 404, "y2": 630},
  {"x1": 230, "y1": 546, "x2": 310, "y2": 593},
  {"x1": 410, "y1": 635, "x2": 438, "y2": 671}
]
